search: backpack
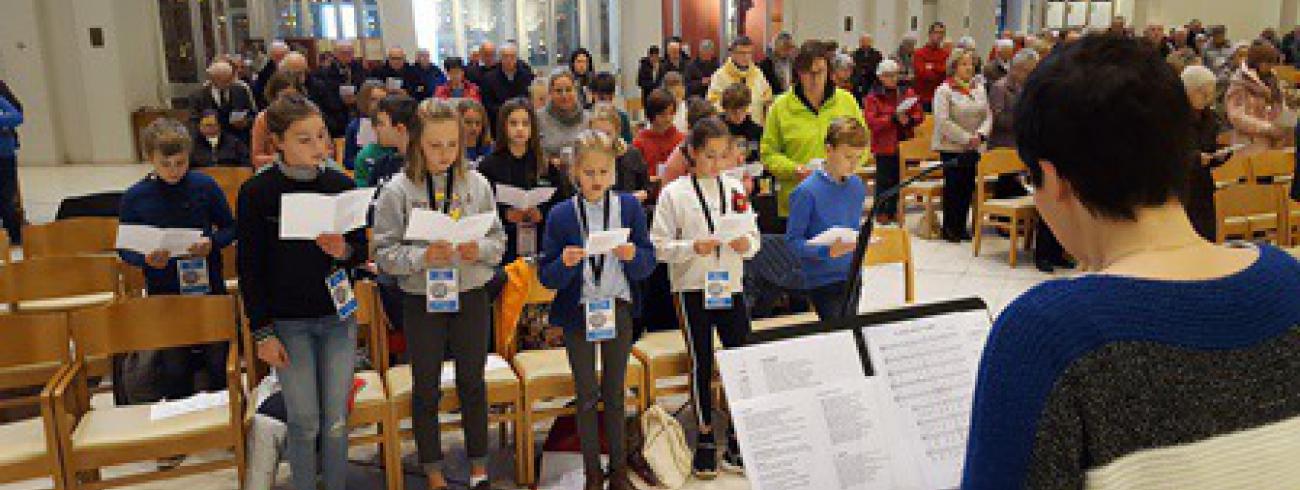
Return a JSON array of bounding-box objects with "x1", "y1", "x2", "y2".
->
[{"x1": 639, "y1": 404, "x2": 692, "y2": 489}]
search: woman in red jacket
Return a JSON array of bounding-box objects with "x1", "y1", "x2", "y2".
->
[{"x1": 864, "y1": 59, "x2": 923, "y2": 224}]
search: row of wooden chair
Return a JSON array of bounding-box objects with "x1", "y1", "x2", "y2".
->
[{"x1": 1212, "y1": 149, "x2": 1298, "y2": 245}]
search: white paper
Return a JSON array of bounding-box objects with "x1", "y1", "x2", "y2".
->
[
  {"x1": 582, "y1": 227, "x2": 630, "y2": 255},
  {"x1": 495, "y1": 185, "x2": 556, "y2": 210},
  {"x1": 115, "y1": 224, "x2": 205, "y2": 256},
  {"x1": 710, "y1": 213, "x2": 758, "y2": 242},
  {"x1": 442, "y1": 354, "x2": 510, "y2": 385},
  {"x1": 404, "y1": 210, "x2": 496, "y2": 244},
  {"x1": 339, "y1": 85, "x2": 356, "y2": 97},
  {"x1": 862, "y1": 310, "x2": 992, "y2": 490},
  {"x1": 808, "y1": 226, "x2": 859, "y2": 246},
  {"x1": 149, "y1": 390, "x2": 230, "y2": 421},
  {"x1": 279, "y1": 188, "x2": 376, "y2": 239},
  {"x1": 897, "y1": 97, "x2": 919, "y2": 114},
  {"x1": 357, "y1": 118, "x2": 377, "y2": 147},
  {"x1": 386, "y1": 77, "x2": 403, "y2": 90},
  {"x1": 717, "y1": 330, "x2": 865, "y2": 403},
  {"x1": 723, "y1": 162, "x2": 765, "y2": 180}
]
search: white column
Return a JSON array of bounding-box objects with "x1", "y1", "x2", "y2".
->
[
  {"x1": 618, "y1": 0, "x2": 662, "y2": 97},
  {"x1": 376, "y1": 0, "x2": 418, "y2": 51},
  {"x1": 0, "y1": 0, "x2": 61, "y2": 165}
]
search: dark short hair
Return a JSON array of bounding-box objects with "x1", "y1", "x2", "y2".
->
[
  {"x1": 929, "y1": 22, "x2": 946, "y2": 33},
  {"x1": 687, "y1": 116, "x2": 730, "y2": 150},
  {"x1": 645, "y1": 88, "x2": 676, "y2": 120},
  {"x1": 1014, "y1": 35, "x2": 1191, "y2": 220},
  {"x1": 685, "y1": 96, "x2": 717, "y2": 127},
  {"x1": 376, "y1": 94, "x2": 418, "y2": 129},
  {"x1": 647, "y1": 45, "x2": 661, "y2": 56},
  {"x1": 590, "y1": 72, "x2": 617, "y2": 96},
  {"x1": 720, "y1": 82, "x2": 752, "y2": 110},
  {"x1": 793, "y1": 40, "x2": 830, "y2": 75},
  {"x1": 731, "y1": 35, "x2": 754, "y2": 49},
  {"x1": 443, "y1": 56, "x2": 465, "y2": 72}
]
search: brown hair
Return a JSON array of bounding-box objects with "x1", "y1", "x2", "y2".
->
[
  {"x1": 263, "y1": 70, "x2": 304, "y2": 104},
  {"x1": 686, "y1": 96, "x2": 717, "y2": 127},
  {"x1": 264, "y1": 93, "x2": 322, "y2": 137},
  {"x1": 492, "y1": 98, "x2": 546, "y2": 176},
  {"x1": 687, "y1": 116, "x2": 730, "y2": 150},
  {"x1": 1246, "y1": 42, "x2": 1281, "y2": 73},
  {"x1": 570, "y1": 129, "x2": 619, "y2": 187},
  {"x1": 793, "y1": 40, "x2": 830, "y2": 75},
  {"x1": 644, "y1": 88, "x2": 677, "y2": 121},
  {"x1": 456, "y1": 97, "x2": 494, "y2": 149},
  {"x1": 588, "y1": 102, "x2": 629, "y2": 154},
  {"x1": 356, "y1": 81, "x2": 387, "y2": 118},
  {"x1": 720, "y1": 82, "x2": 752, "y2": 110},
  {"x1": 824, "y1": 117, "x2": 869, "y2": 147},
  {"x1": 141, "y1": 118, "x2": 192, "y2": 157},
  {"x1": 404, "y1": 98, "x2": 465, "y2": 182}
]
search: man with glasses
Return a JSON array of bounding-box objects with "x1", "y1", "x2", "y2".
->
[
  {"x1": 370, "y1": 47, "x2": 422, "y2": 99},
  {"x1": 481, "y1": 42, "x2": 535, "y2": 128}
]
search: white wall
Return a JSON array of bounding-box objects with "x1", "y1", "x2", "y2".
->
[
  {"x1": 618, "y1": 0, "x2": 662, "y2": 98},
  {"x1": 1143, "y1": 0, "x2": 1282, "y2": 39},
  {"x1": 0, "y1": 0, "x2": 61, "y2": 165}
]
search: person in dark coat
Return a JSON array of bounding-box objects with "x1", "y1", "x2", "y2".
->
[
  {"x1": 851, "y1": 34, "x2": 884, "y2": 97},
  {"x1": 685, "y1": 40, "x2": 721, "y2": 99},
  {"x1": 637, "y1": 46, "x2": 665, "y2": 102},
  {"x1": 1182, "y1": 65, "x2": 1229, "y2": 242},
  {"x1": 412, "y1": 49, "x2": 447, "y2": 100},
  {"x1": 189, "y1": 61, "x2": 258, "y2": 144},
  {"x1": 369, "y1": 47, "x2": 424, "y2": 98},
  {"x1": 252, "y1": 41, "x2": 291, "y2": 109},
  {"x1": 320, "y1": 40, "x2": 368, "y2": 118},
  {"x1": 191, "y1": 112, "x2": 250, "y2": 168},
  {"x1": 758, "y1": 32, "x2": 797, "y2": 94},
  {"x1": 481, "y1": 43, "x2": 536, "y2": 128}
]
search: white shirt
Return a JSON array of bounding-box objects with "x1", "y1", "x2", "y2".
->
[{"x1": 651, "y1": 175, "x2": 760, "y2": 292}]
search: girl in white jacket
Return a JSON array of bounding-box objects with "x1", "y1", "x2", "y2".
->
[{"x1": 650, "y1": 116, "x2": 760, "y2": 478}]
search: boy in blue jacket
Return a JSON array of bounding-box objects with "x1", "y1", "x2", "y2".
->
[
  {"x1": 538, "y1": 129, "x2": 656, "y2": 490},
  {"x1": 785, "y1": 117, "x2": 869, "y2": 320},
  {"x1": 118, "y1": 118, "x2": 237, "y2": 399}
]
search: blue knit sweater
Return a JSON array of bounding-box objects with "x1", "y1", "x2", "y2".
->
[
  {"x1": 117, "y1": 171, "x2": 237, "y2": 294},
  {"x1": 784, "y1": 168, "x2": 867, "y2": 288},
  {"x1": 0, "y1": 94, "x2": 21, "y2": 157},
  {"x1": 962, "y1": 245, "x2": 1300, "y2": 488}
]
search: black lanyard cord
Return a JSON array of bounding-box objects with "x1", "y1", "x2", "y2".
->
[
  {"x1": 690, "y1": 176, "x2": 727, "y2": 234},
  {"x1": 424, "y1": 167, "x2": 455, "y2": 214},
  {"x1": 575, "y1": 190, "x2": 612, "y2": 288}
]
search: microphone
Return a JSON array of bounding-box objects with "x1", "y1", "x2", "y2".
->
[{"x1": 839, "y1": 158, "x2": 958, "y2": 318}]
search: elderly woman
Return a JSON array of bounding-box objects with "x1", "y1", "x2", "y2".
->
[
  {"x1": 1225, "y1": 43, "x2": 1287, "y2": 151},
  {"x1": 988, "y1": 49, "x2": 1039, "y2": 148},
  {"x1": 536, "y1": 67, "x2": 591, "y2": 164},
  {"x1": 965, "y1": 34, "x2": 1300, "y2": 489},
  {"x1": 832, "y1": 53, "x2": 857, "y2": 98},
  {"x1": 1182, "y1": 65, "x2": 1228, "y2": 240},
  {"x1": 895, "y1": 35, "x2": 918, "y2": 86},
  {"x1": 864, "y1": 59, "x2": 924, "y2": 224},
  {"x1": 932, "y1": 47, "x2": 991, "y2": 242}
]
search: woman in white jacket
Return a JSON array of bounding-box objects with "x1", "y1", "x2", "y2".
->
[
  {"x1": 650, "y1": 116, "x2": 760, "y2": 478},
  {"x1": 932, "y1": 47, "x2": 992, "y2": 243}
]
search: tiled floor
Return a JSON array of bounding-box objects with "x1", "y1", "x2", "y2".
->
[{"x1": 2, "y1": 164, "x2": 1072, "y2": 490}]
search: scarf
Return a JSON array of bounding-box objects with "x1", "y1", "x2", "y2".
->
[
  {"x1": 546, "y1": 104, "x2": 585, "y2": 127},
  {"x1": 947, "y1": 76, "x2": 974, "y2": 97},
  {"x1": 277, "y1": 161, "x2": 321, "y2": 181}
]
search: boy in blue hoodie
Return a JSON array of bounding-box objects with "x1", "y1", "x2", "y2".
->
[
  {"x1": 785, "y1": 117, "x2": 869, "y2": 320},
  {"x1": 539, "y1": 129, "x2": 656, "y2": 490},
  {"x1": 118, "y1": 118, "x2": 237, "y2": 399}
]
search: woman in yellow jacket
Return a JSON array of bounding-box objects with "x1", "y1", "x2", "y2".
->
[{"x1": 760, "y1": 40, "x2": 869, "y2": 220}]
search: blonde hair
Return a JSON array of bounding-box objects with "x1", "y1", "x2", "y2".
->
[
  {"x1": 570, "y1": 129, "x2": 619, "y2": 187},
  {"x1": 588, "y1": 102, "x2": 628, "y2": 154},
  {"x1": 404, "y1": 98, "x2": 466, "y2": 182}
]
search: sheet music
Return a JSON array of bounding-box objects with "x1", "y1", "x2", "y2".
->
[
  {"x1": 405, "y1": 210, "x2": 496, "y2": 243},
  {"x1": 717, "y1": 330, "x2": 864, "y2": 403},
  {"x1": 149, "y1": 390, "x2": 230, "y2": 421},
  {"x1": 808, "y1": 226, "x2": 859, "y2": 246},
  {"x1": 280, "y1": 188, "x2": 375, "y2": 239},
  {"x1": 862, "y1": 309, "x2": 991, "y2": 490}
]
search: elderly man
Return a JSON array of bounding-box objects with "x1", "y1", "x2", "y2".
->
[
  {"x1": 279, "y1": 51, "x2": 349, "y2": 137},
  {"x1": 1144, "y1": 24, "x2": 1170, "y2": 57},
  {"x1": 851, "y1": 33, "x2": 883, "y2": 96},
  {"x1": 758, "y1": 31, "x2": 796, "y2": 94},
  {"x1": 481, "y1": 42, "x2": 535, "y2": 127},
  {"x1": 253, "y1": 41, "x2": 291, "y2": 107},
  {"x1": 913, "y1": 21, "x2": 950, "y2": 110},
  {"x1": 664, "y1": 38, "x2": 689, "y2": 75},
  {"x1": 685, "y1": 39, "x2": 720, "y2": 98},
  {"x1": 467, "y1": 41, "x2": 497, "y2": 86},
  {"x1": 411, "y1": 49, "x2": 446, "y2": 100},
  {"x1": 984, "y1": 39, "x2": 1016, "y2": 85},
  {"x1": 370, "y1": 47, "x2": 422, "y2": 96},
  {"x1": 709, "y1": 35, "x2": 773, "y2": 124},
  {"x1": 319, "y1": 40, "x2": 367, "y2": 113},
  {"x1": 191, "y1": 60, "x2": 258, "y2": 144}
]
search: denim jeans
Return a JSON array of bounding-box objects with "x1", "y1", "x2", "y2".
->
[
  {"x1": 808, "y1": 281, "x2": 859, "y2": 321},
  {"x1": 274, "y1": 315, "x2": 357, "y2": 490}
]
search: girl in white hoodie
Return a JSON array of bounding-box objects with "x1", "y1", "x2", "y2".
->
[{"x1": 650, "y1": 116, "x2": 760, "y2": 478}]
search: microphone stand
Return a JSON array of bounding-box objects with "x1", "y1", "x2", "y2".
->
[{"x1": 839, "y1": 159, "x2": 953, "y2": 318}]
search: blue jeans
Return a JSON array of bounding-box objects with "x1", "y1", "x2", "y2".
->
[
  {"x1": 808, "y1": 281, "x2": 858, "y2": 320},
  {"x1": 274, "y1": 316, "x2": 357, "y2": 490}
]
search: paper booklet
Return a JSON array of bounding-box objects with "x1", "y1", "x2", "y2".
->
[
  {"x1": 710, "y1": 213, "x2": 758, "y2": 242},
  {"x1": 897, "y1": 97, "x2": 919, "y2": 114},
  {"x1": 716, "y1": 299, "x2": 993, "y2": 490},
  {"x1": 495, "y1": 185, "x2": 556, "y2": 210},
  {"x1": 279, "y1": 188, "x2": 375, "y2": 239},
  {"x1": 724, "y1": 162, "x2": 767, "y2": 180},
  {"x1": 808, "y1": 226, "x2": 859, "y2": 246},
  {"x1": 404, "y1": 210, "x2": 495, "y2": 244},
  {"x1": 115, "y1": 225, "x2": 206, "y2": 256},
  {"x1": 582, "y1": 228, "x2": 630, "y2": 255}
]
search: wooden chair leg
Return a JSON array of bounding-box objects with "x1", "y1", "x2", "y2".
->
[{"x1": 972, "y1": 214, "x2": 984, "y2": 256}]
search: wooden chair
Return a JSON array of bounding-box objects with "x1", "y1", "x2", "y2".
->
[
  {"x1": 1250, "y1": 149, "x2": 1295, "y2": 245},
  {"x1": 624, "y1": 97, "x2": 644, "y2": 122},
  {"x1": 512, "y1": 348, "x2": 645, "y2": 486},
  {"x1": 197, "y1": 166, "x2": 253, "y2": 215},
  {"x1": 22, "y1": 218, "x2": 119, "y2": 260},
  {"x1": 752, "y1": 312, "x2": 819, "y2": 333},
  {"x1": 972, "y1": 149, "x2": 1037, "y2": 267},
  {"x1": 0, "y1": 255, "x2": 122, "y2": 313},
  {"x1": 238, "y1": 279, "x2": 403, "y2": 490},
  {"x1": 896, "y1": 139, "x2": 944, "y2": 238},
  {"x1": 0, "y1": 229, "x2": 10, "y2": 265},
  {"x1": 1212, "y1": 152, "x2": 1252, "y2": 189},
  {"x1": 1215, "y1": 183, "x2": 1283, "y2": 243},
  {"x1": 0, "y1": 312, "x2": 71, "y2": 490},
  {"x1": 52, "y1": 296, "x2": 246, "y2": 490},
  {"x1": 864, "y1": 227, "x2": 917, "y2": 303}
]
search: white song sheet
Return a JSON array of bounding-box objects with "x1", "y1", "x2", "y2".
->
[
  {"x1": 279, "y1": 189, "x2": 375, "y2": 239},
  {"x1": 862, "y1": 309, "x2": 992, "y2": 489},
  {"x1": 581, "y1": 228, "x2": 630, "y2": 255},
  {"x1": 404, "y1": 210, "x2": 496, "y2": 244},
  {"x1": 494, "y1": 185, "x2": 556, "y2": 210},
  {"x1": 709, "y1": 213, "x2": 758, "y2": 242},
  {"x1": 115, "y1": 224, "x2": 205, "y2": 255}
]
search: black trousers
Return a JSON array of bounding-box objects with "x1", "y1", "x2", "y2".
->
[
  {"x1": 157, "y1": 342, "x2": 229, "y2": 400},
  {"x1": 873, "y1": 154, "x2": 901, "y2": 218},
  {"x1": 940, "y1": 151, "x2": 980, "y2": 236},
  {"x1": 676, "y1": 291, "x2": 750, "y2": 431},
  {"x1": 561, "y1": 300, "x2": 634, "y2": 474},
  {"x1": 0, "y1": 155, "x2": 20, "y2": 242},
  {"x1": 808, "y1": 281, "x2": 860, "y2": 321}
]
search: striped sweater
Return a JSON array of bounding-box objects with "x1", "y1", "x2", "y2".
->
[{"x1": 962, "y1": 245, "x2": 1300, "y2": 489}]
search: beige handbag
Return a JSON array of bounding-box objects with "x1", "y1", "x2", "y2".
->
[{"x1": 639, "y1": 404, "x2": 693, "y2": 489}]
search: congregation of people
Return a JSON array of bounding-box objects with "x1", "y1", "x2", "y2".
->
[{"x1": 4, "y1": 12, "x2": 1300, "y2": 490}]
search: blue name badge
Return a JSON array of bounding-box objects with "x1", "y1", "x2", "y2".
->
[
  {"x1": 426, "y1": 268, "x2": 460, "y2": 313},
  {"x1": 177, "y1": 258, "x2": 211, "y2": 296},
  {"x1": 705, "y1": 270, "x2": 733, "y2": 310},
  {"x1": 327, "y1": 269, "x2": 358, "y2": 320},
  {"x1": 585, "y1": 298, "x2": 616, "y2": 342}
]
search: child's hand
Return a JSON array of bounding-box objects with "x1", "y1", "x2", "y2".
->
[
  {"x1": 796, "y1": 165, "x2": 812, "y2": 179},
  {"x1": 693, "y1": 239, "x2": 721, "y2": 256},
  {"x1": 633, "y1": 190, "x2": 649, "y2": 202},
  {"x1": 614, "y1": 243, "x2": 636, "y2": 261},
  {"x1": 562, "y1": 246, "x2": 586, "y2": 267},
  {"x1": 828, "y1": 239, "x2": 856, "y2": 258},
  {"x1": 424, "y1": 241, "x2": 454, "y2": 267},
  {"x1": 145, "y1": 250, "x2": 171, "y2": 269},
  {"x1": 187, "y1": 238, "x2": 213, "y2": 257},
  {"x1": 728, "y1": 237, "x2": 750, "y2": 254},
  {"x1": 456, "y1": 241, "x2": 480, "y2": 262},
  {"x1": 316, "y1": 234, "x2": 348, "y2": 259}
]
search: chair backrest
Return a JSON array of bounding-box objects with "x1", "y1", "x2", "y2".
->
[
  {"x1": 0, "y1": 312, "x2": 70, "y2": 374},
  {"x1": 221, "y1": 246, "x2": 238, "y2": 281},
  {"x1": 0, "y1": 229, "x2": 10, "y2": 265},
  {"x1": 0, "y1": 255, "x2": 122, "y2": 304},
  {"x1": 198, "y1": 166, "x2": 253, "y2": 214},
  {"x1": 22, "y1": 217, "x2": 120, "y2": 259},
  {"x1": 70, "y1": 295, "x2": 237, "y2": 357},
  {"x1": 863, "y1": 227, "x2": 915, "y2": 303},
  {"x1": 1216, "y1": 183, "x2": 1279, "y2": 219},
  {"x1": 1250, "y1": 149, "x2": 1295, "y2": 183},
  {"x1": 898, "y1": 137, "x2": 937, "y2": 165},
  {"x1": 976, "y1": 149, "x2": 1026, "y2": 178},
  {"x1": 1212, "y1": 153, "x2": 1252, "y2": 187}
]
